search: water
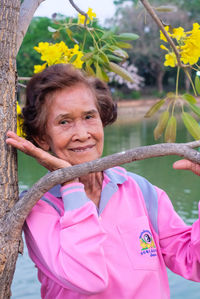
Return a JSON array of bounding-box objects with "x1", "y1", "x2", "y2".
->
[{"x1": 11, "y1": 118, "x2": 200, "y2": 298}]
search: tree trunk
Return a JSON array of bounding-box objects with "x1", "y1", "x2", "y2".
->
[
  {"x1": 0, "y1": 1, "x2": 21, "y2": 298},
  {"x1": 185, "y1": 70, "x2": 191, "y2": 93},
  {"x1": 156, "y1": 69, "x2": 164, "y2": 94}
]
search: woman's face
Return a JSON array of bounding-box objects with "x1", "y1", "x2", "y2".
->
[{"x1": 40, "y1": 84, "x2": 104, "y2": 166}]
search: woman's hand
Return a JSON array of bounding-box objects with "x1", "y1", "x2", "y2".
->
[
  {"x1": 173, "y1": 159, "x2": 200, "y2": 176},
  {"x1": 6, "y1": 131, "x2": 71, "y2": 172}
]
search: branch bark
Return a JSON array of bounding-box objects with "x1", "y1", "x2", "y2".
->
[
  {"x1": 6, "y1": 140, "x2": 200, "y2": 235},
  {"x1": 17, "y1": 0, "x2": 46, "y2": 53},
  {"x1": 68, "y1": 0, "x2": 88, "y2": 26}
]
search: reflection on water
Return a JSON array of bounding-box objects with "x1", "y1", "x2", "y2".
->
[{"x1": 12, "y1": 118, "x2": 200, "y2": 298}]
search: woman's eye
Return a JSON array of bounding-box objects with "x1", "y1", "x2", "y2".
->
[
  {"x1": 60, "y1": 120, "x2": 68, "y2": 125},
  {"x1": 85, "y1": 115, "x2": 93, "y2": 120}
]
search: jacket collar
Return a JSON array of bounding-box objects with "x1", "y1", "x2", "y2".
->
[{"x1": 48, "y1": 167, "x2": 128, "y2": 198}]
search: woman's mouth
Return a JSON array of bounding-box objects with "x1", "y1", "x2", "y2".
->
[{"x1": 69, "y1": 144, "x2": 95, "y2": 152}]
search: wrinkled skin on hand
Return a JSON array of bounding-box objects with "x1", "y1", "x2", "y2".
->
[{"x1": 6, "y1": 131, "x2": 71, "y2": 172}]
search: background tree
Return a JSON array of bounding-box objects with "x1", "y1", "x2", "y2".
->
[{"x1": 111, "y1": 0, "x2": 198, "y2": 94}]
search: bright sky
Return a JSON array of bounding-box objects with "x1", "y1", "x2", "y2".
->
[{"x1": 34, "y1": 0, "x2": 116, "y2": 25}]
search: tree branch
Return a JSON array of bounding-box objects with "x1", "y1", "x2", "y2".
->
[
  {"x1": 17, "y1": 0, "x2": 46, "y2": 53},
  {"x1": 6, "y1": 140, "x2": 200, "y2": 234},
  {"x1": 140, "y1": 0, "x2": 188, "y2": 69},
  {"x1": 68, "y1": 0, "x2": 88, "y2": 27}
]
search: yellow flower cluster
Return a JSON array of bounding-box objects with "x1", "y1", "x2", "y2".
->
[
  {"x1": 160, "y1": 23, "x2": 200, "y2": 67},
  {"x1": 78, "y1": 8, "x2": 96, "y2": 25},
  {"x1": 17, "y1": 102, "x2": 24, "y2": 137},
  {"x1": 34, "y1": 41, "x2": 84, "y2": 73}
]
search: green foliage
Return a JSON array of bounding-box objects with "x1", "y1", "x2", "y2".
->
[
  {"x1": 182, "y1": 112, "x2": 200, "y2": 140},
  {"x1": 144, "y1": 99, "x2": 165, "y2": 117},
  {"x1": 195, "y1": 76, "x2": 200, "y2": 95},
  {"x1": 18, "y1": 14, "x2": 138, "y2": 84},
  {"x1": 17, "y1": 16, "x2": 102, "y2": 76}
]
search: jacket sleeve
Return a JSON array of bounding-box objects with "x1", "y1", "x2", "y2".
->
[
  {"x1": 24, "y1": 182, "x2": 108, "y2": 295},
  {"x1": 156, "y1": 186, "x2": 200, "y2": 281}
]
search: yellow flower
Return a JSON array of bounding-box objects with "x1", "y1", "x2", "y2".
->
[
  {"x1": 191, "y1": 22, "x2": 200, "y2": 32},
  {"x1": 78, "y1": 8, "x2": 96, "y2": 25},
  {"x1": 164, "y1": 52, "x2": 177, "y2": 67},
  {"x1": 34, "y1": 42, "x2": 84, "y2": 72},
  {"x1": 160, "y1": 26, "x2": 171, "y2": 42},
  {"x1": 68, "y1": 44, "x2": 84, "y2": 68},
  {"x1": 17, "y1": 102, "x2": 24, "y2": 137},
  {"x1": 180, "y1": 22, "x2": 200, "y2": 65},
  {"x1": 87, "y1": 8, "x2": 96, "y2": 20},
  {"x1": 34, "y1": 63, "x2": 47, "y2": 74},
  {"x1": 34, "y1": 42, "x2": 49, "y2": 53},
  {"x1": 171, "y1": 27, "x2": 186, "y2": 41},
  {"x1": 160, "y1": 44, "x2": 168, "y2": 51}
]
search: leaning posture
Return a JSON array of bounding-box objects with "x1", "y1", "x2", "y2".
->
[{"x1": 6, "y1": 64, "x2": 200, "y2": 299}]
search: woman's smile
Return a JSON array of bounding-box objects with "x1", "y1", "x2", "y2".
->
[{"x1": 69, "y1": 144, "x2": 95, "y2": 153}]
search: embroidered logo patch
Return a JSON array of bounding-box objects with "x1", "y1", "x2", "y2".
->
[{"x1": 139, "y1": 230, "x2": 157, "y2": 257}]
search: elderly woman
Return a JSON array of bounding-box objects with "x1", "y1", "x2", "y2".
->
[{"x1": 6, "y1": 64, "x2": 200, "y2": 299}]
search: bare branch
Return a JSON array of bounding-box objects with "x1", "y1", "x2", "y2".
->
[
  {"x1": 68, "y1": 0, "x2": 88, "y2": 27},
  {"x1": 17, "y1": 83, "x2": 26, "y2": 88},
  {"x1": 140, "y1": 0, "x2": 189, "y2": 69},
  {"x1": 6, "y1": 140, "x2": 200, "y2": 234},
  {"x1": 17, "y1": 0, "x2": 46, "y2": 53},
  {"x1": 18, "y1": 77, "x2": 31, "y2": 81}
]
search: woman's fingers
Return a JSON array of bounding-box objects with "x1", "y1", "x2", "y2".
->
[
  {"x1": 6, "y1": 131, "x2": 42, "y2": 157},
  {"x1": 6, "y1": 131, "x2": 71, "y2": 171},
  {"x1": 173, "y1": 159, "x2": 200, "y2": 176}
]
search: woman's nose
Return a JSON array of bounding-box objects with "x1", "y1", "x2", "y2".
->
[{"x1": 71, "y1": 121, "x2": 90, "y2": 141}]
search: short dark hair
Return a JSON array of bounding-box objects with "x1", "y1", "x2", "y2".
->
[{"x1": 22, "y1": 64, "x2": 117, "y2": 145}]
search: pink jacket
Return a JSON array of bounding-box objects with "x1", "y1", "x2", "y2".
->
[{"x1": 24, "y1": 166, "x2": 200, "y2": 298}]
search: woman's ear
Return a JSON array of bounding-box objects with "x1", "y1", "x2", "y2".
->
[{"x1": 33, "y1": 136, "x2": 50, "y2": 151}]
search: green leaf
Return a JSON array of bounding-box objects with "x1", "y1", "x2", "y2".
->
[
  {"x1": 108, "y1": 62, "x2": 134, "y2": 83},
  {"x1": 108, "y1": 46, "x2": 129, "y2": 59},
  {"x1": 81, "y1": 52, "x2": 94, "y2": 61},
  {"x1": 154, "y1": 111, "x2": 169, "y2": 140},
  {"x1": 164, "y1": 115, "x2": 177, "y2": 143},
  {"x1": 95, "y1": 63, "x2": 105, "y2": 81},
  {"x1": 182, "y1": 93, "x2": 197, "y2": 104},
  {"x1": 113, "y1": 49, "x2": 128, "y2": 59},
  {"x1": 93, "y1": 55, "x2": 105, "y2": 65},
  {"x1": 66, "y1": 28, "x2": 78, "y2": 43},
  {"x1": 195, "y1": 76, "x2": 200, "y2": 95},
  {"x1": 182, "y1": 112, "x2": 200, "y2": 140},
  {"x1": 101, "y1": 68, "x2": 110, "y2": 82},
  {"x1": 115, "y1": 33, "x2": 139, "y2": 41},
  {"x1": 99, "y1": 52, "x2": 109, "y2": 64},
  {"x1": 155, "y1": 5, "x2": 177, "y2": 12},
  {"x1": 107, "y1": 54, "x2": 123, "y2": 62},
  {"x1": 69, "y1": 54, "x2": 77, "y2": 63},
  {"x1": 189, "y1": 103, "x2": 200, "y2": 118},
  {"x1": 85, "y1": 60, "x2": 95, "y2": 76},
  {"x1": 115, "y1": 41, "x2": 133, "y2": 49},
  {"x1": 101, "y1": 31, "x2": 114, "y2": 40},
  {"x1": 144, "y1": 99, "x2": 165, "y2": 118}
]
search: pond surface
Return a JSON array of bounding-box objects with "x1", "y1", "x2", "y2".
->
[{"x1": 12, "y1": 118, "x2": 200, "y2": 298}]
